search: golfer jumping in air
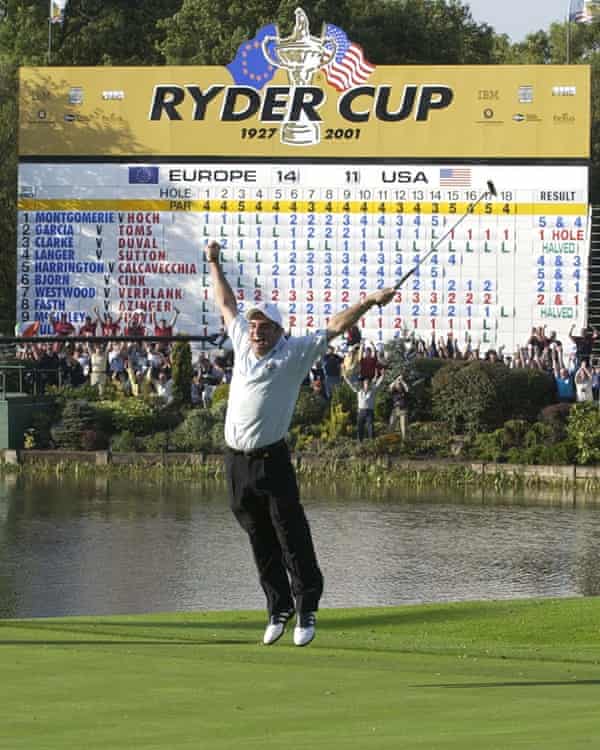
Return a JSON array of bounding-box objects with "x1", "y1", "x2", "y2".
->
[{"x1": 205, "y1": 240, "x2": 396, "y2": 646}]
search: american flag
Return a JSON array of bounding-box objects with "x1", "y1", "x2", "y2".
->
[
  {"x1": 570, "y1": 0, "x2": 600, "y2": 23},
  {"x1": 440, "y1": 168, "x2": 472, "y2": 187},
  {"x1": 322, "y1": 24, "x2": 375, "y2": 92}
]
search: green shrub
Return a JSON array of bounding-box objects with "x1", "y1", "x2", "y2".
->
[
  {"x1": 431, "y1": 361, "x2": 497, "y2": 433},
  {"x1": 291, "y1": 387, "x2": 329, "y2": 428},
  {"x1": 47, "y1": 384, "x2": 102, "y2": 403},
  {"x1": 329, "y1": 380, "x2": 356, "y2": 421},
  {"x1": 469, "y1": 428, "x2": 506, "y2": 462},
  {"x1": 95, "y1": 398, "x2": 158, "y2": 436},
  {"x1": 539, "y1": 402, "x2": 573, "y2": 442},
  {"x1": 503, "y1": 368, "x2": 556, "y2": 422},
  {"x1": 209, "y1": 423, "x2": 227, "y2": 453},
  {"x1": 80, "y1": 429, "x2": 109, "y2": 451},
  {"x1": 26, "y1": 408, "x2": 58, "y2": 449},
  {"x1": 210, "y1": 398, "x2": 228, "y2": 422},
  {"x1": 402, "y1": 421, "x2": 453, "y2": 457},
  {"x1": 50, "y1": 400, "x2": 99, "y2": 450},
  {"x1": 170, "y1": 410, "x2": 215, "y2": 452},
  {"x1": 111, "y1": 430, "x2": 140, "y2": 453},
  {"x1": 566, "y1": 402, "x2": 600, "y2": 465},
  {"x1": 502, "y1": 419, "x2": 530, "y2": 447},
  {"x1": 144, "y1": 432, "x2": 170, "y2": 452},
  {"x1": 211, "y1": 384, "x2": 229, "y2": 407},
  {"x1": 321, "y1": 402, "x2": 352, "y2": 443},
  {"x1": 171, "y1": 341, "x2": 193, "y2": 404},
  {"x1": 431, "y1": 362, "x2": 555, "y2": 435}
]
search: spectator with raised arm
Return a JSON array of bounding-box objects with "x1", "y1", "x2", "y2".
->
[
  {"x1": 78, "y1": 315, "x2": 97, "y2": 338},
  {"x1": 552, "y1": 345, "x2": 575, "y2": 403},
  {"x1": 94, "y1": 307, "x2": 122, "y2": 338},
  {"x1": 569, "y1": 324, "x2": 599, "y2": 368},
  {"x1": 50, "y1": 312, "x2": 75, "y2": 338},
  {"x1": 343, "y1": 371, "x2": 385, "y2": 441}
]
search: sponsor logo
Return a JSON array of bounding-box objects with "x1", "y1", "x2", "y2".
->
[
  {"x1": 513, "y1": 113, "x2": 541, "y2": 123},
  {"x1": 128, "y1": 167, "x2": 159, "y2": 184},
  {"x1": 102, "y1": 90, "x2": 125, "y2": 101},
  {"x1": 553, "y1": 112, "x2": 575, "y2": 124},
  {"x1": 552, "y1": 86, "x2": 576, "y2": 96},
  {"x1": 477, "y1": 90, "x2": 499, "y2": 100},
  {"x1": 518, "y1": 85, "x2": 534, "y2": 103},
  {"x1": 68, "y1": 87, "x2": 84, "y2": 105},
  {"x1": 483, "y1": 108, "x2": 494, "y2": 119},
  {"x1": 31, "y1": 88, "x2": 51, "y2": 101}
]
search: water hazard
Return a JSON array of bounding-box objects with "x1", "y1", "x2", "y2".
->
[{"x1": 1, "y1": 474, "x2": 599, "y2": 619}]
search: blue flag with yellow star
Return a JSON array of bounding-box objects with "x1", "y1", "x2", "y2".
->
[{"x1": 227, "y1": 25, "x2": 278, "y2": 90}]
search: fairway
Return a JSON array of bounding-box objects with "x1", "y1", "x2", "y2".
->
[{"x1": 1, "y1": 599, "x2": 599, "y2": 749}]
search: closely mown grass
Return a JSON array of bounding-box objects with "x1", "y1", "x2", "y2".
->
[{"x1": 1, "y1": 599, "x2": 599, "y2": 749}]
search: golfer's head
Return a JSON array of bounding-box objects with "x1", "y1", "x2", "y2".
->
[
  {"x1": 246, "y1": 303, "x2": 283, "y2": 357},
  {"x1": 362, "y1": 377, "x2": 372, "y2": 390}
]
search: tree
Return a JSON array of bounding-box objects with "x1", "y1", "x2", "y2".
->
[
  {"x1": 171, "y1": 341, "x2": 194, "y2": 405},
  {"x1": 159, "y1": 0, "x2": 496, "y2": 66},
  {"x1": 494, "y1": 19, "x2": 600, "y2": 202}
]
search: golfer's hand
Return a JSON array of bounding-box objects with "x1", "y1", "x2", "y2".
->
[
  {"x1": 205, "y1": 240, "x2": 221, "y2": 264},
  {"x1": 369, "y1": 287, "x2": 396, "y2": 308}
]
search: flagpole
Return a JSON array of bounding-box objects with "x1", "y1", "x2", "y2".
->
[
  {"x1": 567, "y1": 0, "x2": 572, "y2": 63},
  {"x1": 48, "y1": 0, "x2": 52, "y2": 64}
]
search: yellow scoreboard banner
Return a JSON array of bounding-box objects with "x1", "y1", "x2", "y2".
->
[{"x1": 19, "y1": 64, "x2": 590, "y2": 160}]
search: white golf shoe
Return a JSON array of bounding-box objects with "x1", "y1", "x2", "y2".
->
[
  {"x1": 293, "y1": 612, "x2": 316, "y2": 647},
  {"x1": 263, "y1": 609, "x2": 294, "y2": 645}
]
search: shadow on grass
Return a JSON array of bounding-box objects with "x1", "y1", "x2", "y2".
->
[
  {"x1": 0, "y1": 639, "x2": 252, "y2": 646},
  {"x1": 416, "y1": 680, "x2": 600, "y2": 688},
  {"x1": 0, "y1": 617, "x2": 265, "y2": 645},
  {"x1": 321, "y1": 603, "x2": 504, "y2": 629}
]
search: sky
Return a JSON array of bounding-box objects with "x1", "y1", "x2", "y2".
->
[{"x1": 466, "y1": 0, "x2": 572, "y2": 41}]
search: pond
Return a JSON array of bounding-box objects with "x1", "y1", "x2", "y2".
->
[{"x1": 0, "y1": 474, "x2": 599, "y2": 618}]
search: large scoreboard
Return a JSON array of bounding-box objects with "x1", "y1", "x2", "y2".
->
[{"x1": 17, "y1": 23, "x2": 591, "y2": 352}]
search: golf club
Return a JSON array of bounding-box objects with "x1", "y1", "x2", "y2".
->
[{"x1": 393, "y1": 180, "x2": 498, "y2": 291}]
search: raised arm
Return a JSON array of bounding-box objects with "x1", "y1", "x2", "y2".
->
[
  {"x1": 326, "y1": 287, "x2": 395, "y2": 342},
  {"x1": 342, "y1": 374, "x2": 359, "y2": 393},
  {"x1": 204, "y1": 240, "x2": 237, "y2": 328}
]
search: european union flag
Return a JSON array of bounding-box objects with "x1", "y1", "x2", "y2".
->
[
  {"x1": 128, "y1": 166, "x2": 159, "y2": 184},
  {"x1": 227, "y1": 24, "x2": 278, "y2": 90}
]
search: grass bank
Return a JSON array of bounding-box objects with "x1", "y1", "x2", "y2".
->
[
  {"x1": 4, "y1": 452, "x2": 600, "y2": 495},
  {"x1": 2, "y1": 598, "x2": 599, "y2": 749}
]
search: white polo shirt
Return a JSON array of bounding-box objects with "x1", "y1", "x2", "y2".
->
[{"x1": 225, "y1": 315, "x2": 328, "y2": 451}]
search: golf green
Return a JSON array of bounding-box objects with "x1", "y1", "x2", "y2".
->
[{"x1": 1, "y1": 598, "x2": 599, "y2": 749}]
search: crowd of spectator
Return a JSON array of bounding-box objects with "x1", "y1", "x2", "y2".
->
[
  {"x1": 12, "y1": 307, "x2": 233, "y2": 406},
  {"x1": 6, "y1": 315, "x2": 600, "y2": 441}
]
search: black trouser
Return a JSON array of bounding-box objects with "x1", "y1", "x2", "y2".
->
[
  {"x1": 224, "y1": 441, "x2": 323, "y2": 616},
  {"x1": 357, "y1": 409, "x2": 374, "y2": 441}
]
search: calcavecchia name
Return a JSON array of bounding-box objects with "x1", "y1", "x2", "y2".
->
[{"x1": 149, "y1": 84, "x2": 454, "y2": 123}]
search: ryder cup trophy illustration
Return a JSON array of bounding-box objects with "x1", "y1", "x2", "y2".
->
[{"x1": 262, "y1": 8, "x2": 337, "y2": 145}]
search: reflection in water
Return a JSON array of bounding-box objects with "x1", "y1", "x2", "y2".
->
[{"x1": 0, "y1": 475, "x2": 599, "y2": 618}]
